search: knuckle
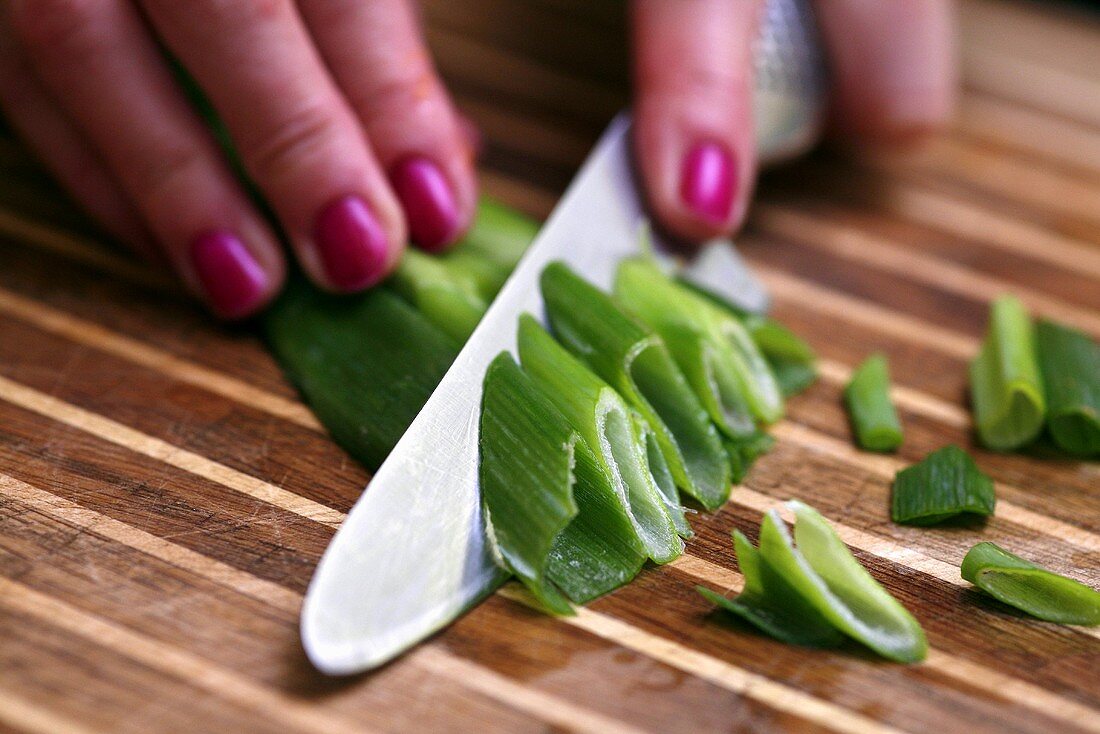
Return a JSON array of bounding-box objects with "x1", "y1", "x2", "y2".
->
[
  {"x1": 245, "y1": 101, "x2": 344, "y2": 184},
  {"x1": 349, "y1": 62, "x2": 440, "y2": 126},
  {"x1": 144, "y1": 0, "x2": 288, "y2": 27},
  {"x1": 10, "y1": 0, "x2": 105, "y2": 54}
]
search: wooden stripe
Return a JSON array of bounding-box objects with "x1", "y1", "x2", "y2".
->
[
  {"x1": 672, "y1": 552, "x2": 1100, "y2": 731},
  {"x1": 754, "y1": 206, "x2": 1100, "y2": 337},
  {"x1": 872, "y1": 179, "x2": 1100, "y2": 280},
  {"x1": 0, "y1": 374, "x2": 345, "y2": 527},
  {"x1": 0, "y1": 287, "x2": 321, "y2": 430},
  {"x1": 770, "y1": 423, "x2": 1100, "y2": 555},
  {"x1": 0, "y1": 577, "x2": 371, "y2": 734},
  {"x1": 0, "y1": 696, "x2": 98, "y2": 734}
]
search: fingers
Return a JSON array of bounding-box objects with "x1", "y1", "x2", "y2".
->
[
  {"x1": 138, "y1": 0, "x2": 404, "y2": 291},
  {"x1": 301, "y1": 0, "x2": 476, "y2": 251},
  {"x1": 7, "y1": 0, "x2": 284, "y2": 318},
  {"x1": 632, "y1": 0, "x2": 761, "y2": 243},
  {"x1": 814, "y1": 0, "x2": 957, "y2": 142}
]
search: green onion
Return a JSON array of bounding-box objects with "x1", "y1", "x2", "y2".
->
[
  {"x1": 615, "y1": 258, "x2": 784, "y2": 432},
  {"x1": 540, "y1": 263, "x2": 732, "y2": 510},
  {"x1": 630, "y1": 409, "x2": 693, "y2": 538},
  {"x1": 891, "y1": 445, "x2": 995, "y2": 525},
  {"x1": 758, "y1": 501, "x2": 927, "y2": 663},
  {"x1": 844, "y1": 354, "x2": 903, "y2": 452},
  {"x1": 697, "y1": 530, "x2": 843, "y2": 648},
  {"x1": 961, "y1": 542, "x2": 1100, "y2": 625},
  {"x1": 517, "y1": 315, "x2": 683, "y2": 563},
  {"x1": 724, "y1": 430, "x2": 775, "y2": 485},
  {"x1": 389, "y1": 249, "x2": 487, "y2": 343},
  {"x1": 970, "y1": 295, "x2": 1046, "y2": 450},
  {"x1": 479, "y1": 353, "x2": 646, "y2": 613},
  {"x1": 1035, "y1": 319, "x2": 1100, "y2": 457},
  {"x1": 741, "y1": 316, "x2": 819, "y2": 398},
  {"x1": 263, "y1": 276, "x2": 459, "y2": 470}
]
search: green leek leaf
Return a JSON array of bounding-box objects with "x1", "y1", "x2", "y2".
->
[
  {"x1": 844, "y1": 354, "x2": 903, "y2": 452},
  {"x1": 742, "y1": 316, "x2": 819, "y2": 398},
  {"x1": 1035, "y1": 319, "x2": 1100, "y2": 457},
  {"x1": 891, "y1": 445, "x2": 995, "y2": 525},
  {"x1": 540, "y1": 263, "x2": 732, "y2": 510},
  {"x1": 615, "y1": 258, "x2": 784, "y2": 431},
  {"x1": 724, "y1": 431, "x2": 775, "y2": 485},
  {"x1": 389, "y1": 249, "x2": 487, "y2": 343},
  {"x1": 758, "y1": 501, "x2": 927, "y2": 663},
  {"x1": 479, "y1": 354, "x2": 646, "y2": 612},
  {"x1": 630, "y1": 410, "x2": 693, "y2": 538},
  {"x1": 263, "y1": 277, "x2": 459, "y2": 470},
  {"x1": 698, "y1": 529, "x2": 844, "y2": 647},
  {"x1": 961, "y1": 542, "x2": 1100, "y2": 625},
  {"x1": 517, "y1": 316, "x2": 683, "y2": 563},
  {"x1": 970, "y1": 295, "x2": 1046, "y2": 450}
]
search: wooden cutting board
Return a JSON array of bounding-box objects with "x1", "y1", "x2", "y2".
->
[{"x1": 1, "y1": 1, "x2": 1098, "y2": 732}]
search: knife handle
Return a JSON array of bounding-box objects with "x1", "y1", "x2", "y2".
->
[{"x1": 753, "y1": 0, "x2": 828, "y2": 165}]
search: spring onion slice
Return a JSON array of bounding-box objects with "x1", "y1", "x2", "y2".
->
[
  {"x1": 962, "y1": 542, "x2": 1100, "y2": 625},
  {"x1": 616, "y1": 258, "x2": 783, "y2": 429},
  {"x1": 970, "y1": 295, "x2": 1046, "y2": 450},
  {"x1": 389, "y1": 249, "x2": 487, "y2": 342},
  {"x1": 540, "y1": 263, "x2": 731, "y2": 510},
  {"x1": 891, "y1": 445, "x2": 994, "y2": 525},
  {"x1": 518, "y1": 316, "x2": 683, "y2": 563},
  {"x1": 742, "y1": 316, "x2": 819, "y2": 398},
  {"x1": 725, "y1": 431, "x2": 776, "y2": 485},
  {"x1": 263, "y1": 276, "x2": 459, "y2": 470},
  {"x1": 758, "y1": 501, "x2": 927, "y2": 663},
  {"x1": 697, "y1": 530, "x2": 843, "y2": 647},
  {"x1": 631, "y1": 409, "x2": 693, "y2": 538},
  {"x1": 479, "y1": 354, "x2": 646, "y2": 612},
  {"x1": 1036, "y1": 319, "x2": 1100, "y2": 457},
  {"x1": 844, "y1": 354, "x2": 903, "y2": 452}
]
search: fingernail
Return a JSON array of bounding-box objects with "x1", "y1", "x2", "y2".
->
[
  {"x1": 314, "y1": 195, "x2": 390, "y2": 291},
  {"x1": 391, "y1": 156, "x2": 460, "y2": 251},
  {"x1": 680, "y1": 141, "x2": 736, "y2": 224},
  {"x1": 190, "y1": 231, "x2": 268, "y2": 318}
]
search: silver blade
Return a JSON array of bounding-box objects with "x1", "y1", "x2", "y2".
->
[{"x1": 302, "y1": 115, "x2": 769, "y2": 674}]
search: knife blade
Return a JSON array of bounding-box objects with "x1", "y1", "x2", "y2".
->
[{"x1": 303, "y1": 0, "x2": 826, "y2": 675}]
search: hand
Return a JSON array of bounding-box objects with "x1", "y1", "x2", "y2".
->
[
  {"x1": 0, "y1": 0, "x2": 477, "y2": 318},
  {"x1": 631, "y1": 0, "x2": 956, "y2": 242}
]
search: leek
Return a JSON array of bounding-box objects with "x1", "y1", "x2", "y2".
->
[
  {"x1": 263, "y1": 276, "x2": 459, "y2": 470},
  {"x1": 540, "y1": 263, "x2": 732, "y2": 510},
  {"x1": 631, "y1": 410, "x2": 693, "y2": 538},
  {"x1": 479, "y1": 353, "x2": 646, "y2": 613},
  {"x1": 844, "y1": 354, "x2": 903, "y2": 452},
  {"x1": 517, "y1": 315, "x2": 683, "y2": 562},
  {"x1": 758, "y1": 502, "x2": 927, "y2": 663},
  {"x1": 962, "y1": 542, "x2": 1100, "y2": 625},
  {"x1": 891, "y1": 445, "x2": 995, "y2": 525},
  {"x1": 1036, "y1": 320, "x2": 1100, "y2": 457},
  {"x1": 389, "y1": 249, "x2": 487, "y2": 342},
  {"x1": 697, "y1": 530, "x2": 843, "y2": 648},
  {"x1": 970, "y1": 295, "x2": 1045, "y2": 450},
  {"x1": 725, "y1": 431, "x2": 775, "y2": 485},
  {"x1": 741, "y1": 315, "x2": 819, "y2": 398},
  {"x1": 615, "y1": 258, "x2": 784, "y2": 431}
]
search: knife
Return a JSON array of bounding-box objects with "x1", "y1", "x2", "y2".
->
[{"x1": 302, "y1": 0, "x2": 826, "y2": 676}]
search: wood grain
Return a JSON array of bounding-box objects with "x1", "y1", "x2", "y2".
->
[{"x1": 0, "y1": 1, "x2": 1098, "y2": 731}]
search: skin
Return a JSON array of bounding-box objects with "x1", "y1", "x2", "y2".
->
[{"x1": 0, "y1": 0, "x2": 955, "y2": 319}]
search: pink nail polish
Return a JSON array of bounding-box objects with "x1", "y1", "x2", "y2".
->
[
  {"x1": 314, "y1": 195, "x2": 390, "y2": 291},
  {"x1": 680, "y1": 141, "x2": 736, "y2": 224},
  {"x1": 190, "y1": 231, "x2": 268, "y2": 319},
  {"x1": 391, "y1": 156, "x2": 460, "y2": 251}
]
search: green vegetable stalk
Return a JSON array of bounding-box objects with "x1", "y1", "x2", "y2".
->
[
  {"x1": 479, "y1": 353, "x2": 646, "y2": 613},
  {"x1": 631, "y1": 409, "x2": 693, "y2": 538},
  {"x1": 891, "y1": 445, "x2": 995, "y2": 525},
  {"x1": 1035, "y1": 319, "x2": 1099, "y2": 457},
  {"x1": 844, "y1": 354, "x2": 903, "y2": 452},
  {"x1": 518, "y1": 316, "x2": 683, "y2": 562},
  {"x1": 724, "y1": 431, "x2": 776, "y2": 485},
  {"x1": 962, "y1": 542, "x2": 1100, "y2": 625},
  {"x1": 263, "y1": 277, "x2": 459, "y2": 470},
  {"x1": 540, "y1": 263, "x2": 732, "y2": 510},
  {"x1": 969, "y1": 295, "x2": 1046, "y2": 450}
]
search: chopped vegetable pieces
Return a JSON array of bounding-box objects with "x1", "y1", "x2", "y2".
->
[
  {"x1": 741, "y1": 315, "x2": 819, "y2": 398},
  {"x1": 541, "y1": 263, "x2": 732, "y2": 510},
  {"x1": 697, "y1": 530, "x2": 843, "y2": 648},
  {"x1": 724, "y1": 431, "x2": 776, "y2": 485},
  {"x1": 962, "y1": 542, "x2": 1100, "y2": 625},
  {"x1": 479, "y1": 354, "x2": 646, "y2": 613},
  {"x1": 844, "y1": 354, "x2": 903, "y2": 452},
  {"x1": 891, "y1": 446, "x2": 995, "y2": 525},
  {"x1": 970, "y1": 295, "x2": 1046, "y2": 451},
  {"x1": 1035, "y1": 319, "x2": 1100, "y2": 457}
]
